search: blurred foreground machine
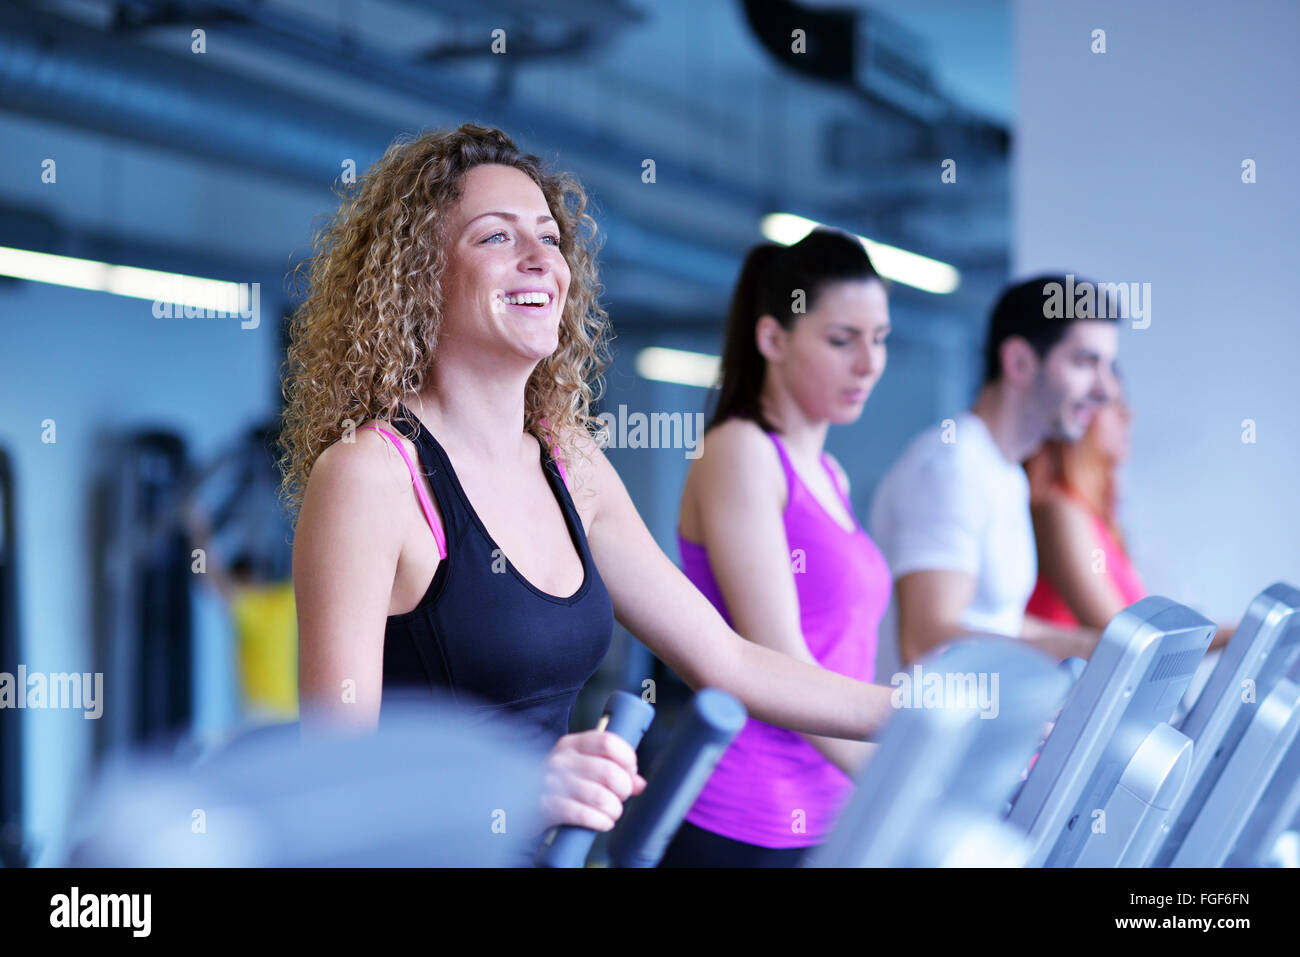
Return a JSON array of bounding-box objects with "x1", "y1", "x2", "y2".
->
[
  {"x1": 65, "y1": 692, "x2": 550, "y2": 867},
  {"x1": 811, "y1": 636, "x2": 1070, "y2": 867}
]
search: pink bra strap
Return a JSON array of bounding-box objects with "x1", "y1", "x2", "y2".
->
[{"x1": 361, "y1": 426, "x2": 446, "y2": 560}]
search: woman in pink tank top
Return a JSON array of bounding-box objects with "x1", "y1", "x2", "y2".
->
[{"x1": 660, "y1": 229, "x2": 893, "y2": 867}]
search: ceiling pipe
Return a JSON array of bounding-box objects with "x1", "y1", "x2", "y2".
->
[
  {"x1": 0, "y1": 3, "x2": 746, "y2": 298},
  {"x1": 0, "y1": 4, "x2": 399, "y2": 187},
  {"x1": 86, "y1": 0, "x2": 767, "y2": 213}
]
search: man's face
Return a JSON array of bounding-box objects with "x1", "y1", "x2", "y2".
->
[{"x1": 1031, "y1": 320, "x2": 1119, "y2": 442}]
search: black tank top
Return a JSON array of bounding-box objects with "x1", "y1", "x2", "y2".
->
[{"x1": 379, "y1": 404, "x2": 614, "y2": 746}]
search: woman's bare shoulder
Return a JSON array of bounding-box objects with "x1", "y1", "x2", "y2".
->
[
  {"x1": 294, "y1": 425, "x2": 410, "y2": 615},
  {"x1": 307, "y1": 419, "x2": 415, "y2": 506},
  {"x1": 661, "y1": 418, "x2": 765, "y2": 488},
  {"x1": 699, "y1": 416, "x2": 771, "y2": 457},
  {"x1": 688, "y1": 419, "x2": 785, "y2": 510},
  {"x1": 1031, "y1": 489, "x2": 1095, "y2": 542}
]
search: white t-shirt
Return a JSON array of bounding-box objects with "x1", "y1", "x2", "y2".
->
[{"x1": 869, "y1": 411, "x2": 1037, "y2": 640}]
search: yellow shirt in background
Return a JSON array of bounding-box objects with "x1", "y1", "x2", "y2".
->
[{"x1": 229, "y1": 580, "x2": 299, "y2": 721}]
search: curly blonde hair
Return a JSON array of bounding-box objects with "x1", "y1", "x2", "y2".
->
[{"x1": 277, "y1": 124, "x2": 611, "y2": 522}]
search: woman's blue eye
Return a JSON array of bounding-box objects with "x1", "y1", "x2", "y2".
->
[{"x1": 482, "y1": 231, "x2": 561, "y2": 246}]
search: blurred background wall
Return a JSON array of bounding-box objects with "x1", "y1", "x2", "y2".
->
[{"x1": 1014, "y1": 0, "x2": 1300, "y2": 624}]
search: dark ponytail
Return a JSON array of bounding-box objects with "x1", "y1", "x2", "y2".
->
[
  {"x1": 708, "y1": 243, "x2": 782, "y2": 431},
  {"x1": 707, "y1": 228, "x2": 881, "y2": 431}
]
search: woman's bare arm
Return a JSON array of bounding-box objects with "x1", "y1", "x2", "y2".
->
[
  {"x1": 580, "y1": 433, "x2": 896, "y2": 743},
  {"x1": 293, "y1": 429, "x2": 413, "y2": 734},
  {"x1": 1032, "y1": 496, "x2": 1128, "y2": 631},
  {"x1": 684, "y1": 422, "x2": 875, "y2": 775}
]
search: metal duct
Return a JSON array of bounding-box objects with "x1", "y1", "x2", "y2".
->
[
  {"x1": 0, "y1": 4, "x2": 402, "y2": 187},
  {"x1": 1, "y1": 2, "x2": 765, "y2": 210},
  {"x1": 0, "y1": 4, "x2": 747, "y2": 298}
]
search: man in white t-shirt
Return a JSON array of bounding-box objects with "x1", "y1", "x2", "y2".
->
[{"x1": 870, "y1": 276, "x2": 1119, "y2": 667}]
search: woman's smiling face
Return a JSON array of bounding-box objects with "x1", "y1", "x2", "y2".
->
[{"x1": 439, "y1": 163, "x2": 571, "y2": 365}]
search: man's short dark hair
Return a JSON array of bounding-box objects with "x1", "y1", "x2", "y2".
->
[{"x1": 981, "y1": 275, "x2": 1118, "y2": 385}]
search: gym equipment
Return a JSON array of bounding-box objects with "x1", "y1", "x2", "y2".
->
[
  {"x1": 63, "y1": 686, "x2": 750, "y2": 868},
  {"x1": 0, "y1": 446, "x2": 28, "y2": 867},
  {"x1": 62, "y1": 691, "x2": 550, "y2": 867},
  {"x1": 1148, "y1": 582, "x2": 1300, "y2": 866},
  {"x1": 1233, "y1": 718, "x2": 1300, "y2": 867},
  {"x1": 1006, "y1": 596, "x2": 1214, "y2": 867},
  {"x1": 534, "y1": 691, "x2": 655, "y2": 868},
  {"x1": 192, "y1": 422, "x2": 292, "y2": 582},
  {"x1": 606, "y1": 688, "x2": 747, "y2": 868},
  {"x1": 93, "y1": 430, "x2": 194, "y2": 755},
  {"x1": 1058, "y1": 657, "x2": 1087, "y2": 683},
  {"x1": 134, "y1": 421, "x2": 290, "y2": 578},
  {"x1": 810, "y1": 636, "x2": 1070, "y2": 867},
  {"x1": 92, "y1": 420, "x2": 294, "y2": 752}
]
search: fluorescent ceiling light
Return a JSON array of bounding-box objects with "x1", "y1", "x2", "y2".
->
[
  {"x1": 635, "y1": 346, "x2": 721, "y2": 389},
  {"x1": 760, "y1": 213, "x2": 960, "y2": 295},
  {"x1": 0, "y1": 245, "x2": 244, "y2": 311}
]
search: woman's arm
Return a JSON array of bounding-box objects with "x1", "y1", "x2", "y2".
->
[
  {"x1": 1019, "y1": 614, "x2": 1101, "y2": 660},
  {"x1": 581, "y1": 433, "x2": 896, "y2": 744},
  {"x1": 682, "y1": 422, "x2": 874, "y2": 776},
  {"x1": 1029, "y1": 496, "x2": 1231, "y2": 652},
  {"x1": 1032, "y1": 495, "x2": 1128, "y2": 631},
  {"x1": 293, "y1": 430, "x2": 409, "y2": 734}
]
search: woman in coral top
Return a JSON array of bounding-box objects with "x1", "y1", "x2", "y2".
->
[
  {"x1": 1025, "y1": 385, "x2": 1144, "y2": 628},
  {"x1": 1025, "y1": 383, "x2": 1232, "y2": 649}
]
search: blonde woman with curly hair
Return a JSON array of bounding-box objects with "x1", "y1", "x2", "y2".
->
[{"x1": 280, "y1": 124, "x2": 895, "y2": 838}]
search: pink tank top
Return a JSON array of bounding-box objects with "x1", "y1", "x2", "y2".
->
[
  {"x1": 678, "y1": 431, "x2": 891, "y2": 847},
  {"x1": 1026, "y1": 494, "x2": 1146, "y2": 625}
]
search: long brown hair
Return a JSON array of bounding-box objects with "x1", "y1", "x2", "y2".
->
[
  {"x1": 277, "y1": 124, "x2": 610, "y2": 520},
  {"x1": 1025, "y1": 395, "x2": 1130, "y2": 553}
]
